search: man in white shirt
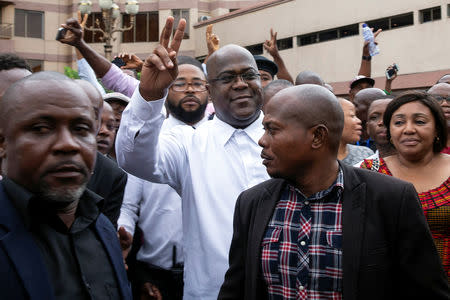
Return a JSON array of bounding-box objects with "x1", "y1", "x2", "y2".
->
[
  {"x1": 115, "y1": 17, "x2": 270, "y2": 300},
  {"x1": 118, "y1": 61, "x2": 209, "y2": 300}
]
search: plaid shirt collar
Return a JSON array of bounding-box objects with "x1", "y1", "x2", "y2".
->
[{"x1": 290, "y1": 167, "x2": 344, "y2": 202}]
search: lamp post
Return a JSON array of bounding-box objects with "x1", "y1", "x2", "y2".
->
[{"x1": 78, "y1": 0, "x2": 139, "y2": 60}]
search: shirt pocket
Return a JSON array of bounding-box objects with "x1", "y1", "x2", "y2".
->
[
  {"x1": 261, "y1": 226, "x2": 282, "y2": 285},
  {"x1": 326, "y1": 230, "x2": 342, "y2": 249},
  {"x1": 322, "y1": 230, "x2": 343, "y2": 292}
]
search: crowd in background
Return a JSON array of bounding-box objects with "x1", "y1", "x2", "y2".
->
[{"x1": 0, "y1": 12, "x2": 449, "y2": 300}]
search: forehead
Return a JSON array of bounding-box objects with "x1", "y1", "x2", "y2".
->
[
  {"x1": 210, "y1": 49, "x2": 256, "y2": 76},
  {"x1": 340, "y1": 99, "x2": 355, "y2": 111},
  {"x1": 7, "y1": 81, "x2": 92, "y2": 123},
  {"x1": 393, "y1": 101, "x2": 432, "y2": 116},
  {"x1": 259, "y1": 70, "x2": 273, "y2": 78},
  {"x1": 177, "y1": 64, "x2": 205, "y2": 79},
  {"x1": 264, "y1": 94, "x2": 299, "y2": 121},
  {"x1": 368, "y1": 99, "x2": 391, "y2": 114}
]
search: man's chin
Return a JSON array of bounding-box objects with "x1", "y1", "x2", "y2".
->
[{"x1": 37, "y1": 181, "x2": 87, "y2": 206}]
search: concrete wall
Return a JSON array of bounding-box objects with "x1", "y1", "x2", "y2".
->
[{"x1": 193, "y1": 0, "x2": 450, "y2": 90}]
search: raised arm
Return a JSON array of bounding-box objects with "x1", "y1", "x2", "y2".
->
[
  {"x1": 263, "y1": 28, "x2": 294, "y2": 84},
  {"x1": 357, "y1": 28, "x2": 382, "y2": 77},
  {"x1": 115, "y1": 17, "x2": 188, "y2": 188},
  {"x1": 384, "y1": 63, "x2": 398, "y2": 95},
  {"x1": 203, "y1": 24, "x2": 220, "y2": 64},
  {"x1": 60, "y1": 16, "x2": 111, "y2": 78}
]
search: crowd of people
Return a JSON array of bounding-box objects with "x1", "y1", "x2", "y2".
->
[{"x1": 0, "y1": 12, "x2": 449, "y2": 300}]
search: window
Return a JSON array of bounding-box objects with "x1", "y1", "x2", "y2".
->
[
  {"x1": 83, "y1": 13, "x2": 105, "y2": 43},
  {"x1": 14, "y1": 9, "x2": 43, "y2": 38},
  {"x1": 366, "y1": 12, "x2": 413, "y2": 31},
  {"x1": 297, "y1": 33, "x2": 317, "y2": 46},
  {"x1": 245, "y1": 43, "x2": 263, "y2": 55},
  {"x1": 420, "y1": 6, "x2": 441, "y2": 23},
  {"x1": 276, "y1": 37, "x2": 293, "y2": 50},
  {"x1": 339, "y1": 24, "x2": 359, "y2": 38},
  {"x1": 297, "y1": 23, "x2": 359, "y2": 47},
  {"x1": 172, "y1": 9, "x2": 189, "y2": 39},
  {"x1": 318, "y1": 29, "x2": 338, "y2": 42},
  {"x1": 123, "y1": 12, "x2": 158, "y2": 43}
]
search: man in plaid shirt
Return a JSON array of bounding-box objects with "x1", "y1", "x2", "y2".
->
[{"x1": 218, "y1": 85, "x2": 449, "y2": 300}]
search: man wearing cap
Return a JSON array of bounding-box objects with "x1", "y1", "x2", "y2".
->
[
  {"x1": 103, "y1": 93, "x2": 131, "y2": 131},
  {"x1": 254, "y1": 55, "x2": 279, "y2": 88},
  {"x1": 349, "y1": 75, "x2": 375, "y2": 102}
]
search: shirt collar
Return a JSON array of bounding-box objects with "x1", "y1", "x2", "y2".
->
[
  {"x1": 213, "y1": 111, "x2": 264, "y2": 146},
  {"x1": 1, "y1": 177, "x2": 103, "y2": 231},
  {"x1": 290, "y1": 165, "x2": 344, "y2": 201}
]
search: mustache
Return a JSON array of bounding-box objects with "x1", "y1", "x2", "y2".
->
[
  {"x1": 41, "y1": 160, "x2": 90, "y2": 177},
  {"x1": 180, "y1": 95, "x2": 201, "y2": 104}
]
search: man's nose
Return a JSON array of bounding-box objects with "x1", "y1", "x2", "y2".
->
[{"x1": 53, "y1": 127, "x2": 80, "y2": 153}]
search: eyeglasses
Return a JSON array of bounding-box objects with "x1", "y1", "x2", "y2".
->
[
  {"x1": 209, "y1": 72, "x2": 261, "y2": 85},
  {"x1": 432, "y1": 95, "x2": 450, "y2": 104},
  {"x1": 171, "y1": 80, "x2": 207, "y2": 92}
]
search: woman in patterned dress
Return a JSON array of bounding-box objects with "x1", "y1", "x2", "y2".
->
[{"x1": 360, "y1": 91, "x2": 450, "y2": 282}]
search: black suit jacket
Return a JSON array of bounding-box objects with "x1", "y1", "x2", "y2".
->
[
  {"x1": 88, "y1": 152, "x2": 127, "y2": 228},
  {"x1": 0, "y1": 183, "x2": 132, "y2": 300},
  {"x1": 218, "y1": 164, "x2": 449, "y2": 300}
]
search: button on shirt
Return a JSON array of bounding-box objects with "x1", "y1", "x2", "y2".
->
[
  {"x1": 261, "y1": 168, "x2": 344, "y2": 300},
  {"x1": 2, "y1": 178, "x2": 120, "y2": 300},
  {"x1": 116, "y1": 89, "x2": 269, "y2": 300},
  {"x1": 118, "y1": 114, "x2": 207, "y2": 269}
]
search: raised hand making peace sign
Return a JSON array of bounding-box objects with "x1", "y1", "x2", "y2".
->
[{"x1": 139, "y1": 16, "x2": 186, "y2": 101}]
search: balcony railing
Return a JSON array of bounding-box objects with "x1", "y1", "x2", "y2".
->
[{"x1": 0, "y1": 23, "x2": 13, "y2": 39}]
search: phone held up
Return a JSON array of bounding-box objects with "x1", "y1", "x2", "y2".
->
[
  {"x1": 55, "y1": 27, "x2": 67, "y2": 41},
  {"x1": 386, "y1": 63, "x2": 399, "y2": 80},
  {"x1": 111, "y1": 57, "x2": 126, "y2": 68}
]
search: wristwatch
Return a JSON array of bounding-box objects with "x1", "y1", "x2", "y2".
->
[{"x1": 362, "y1": 55, "x2": 372, "y2": 61}]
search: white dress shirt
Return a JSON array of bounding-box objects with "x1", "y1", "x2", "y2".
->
[
  {"x1": 118, "y1": 114, "x2": 207, "y2": 270},
  {"x1": 116, "y1": 89, "x2": 269, "y2": 300}
]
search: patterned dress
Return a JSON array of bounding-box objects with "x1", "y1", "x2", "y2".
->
[{"x1": 360, "y1": 158, "x2": 450, "y2": 282}]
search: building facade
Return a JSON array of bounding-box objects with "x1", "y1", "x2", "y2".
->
[
  {"x1": 0, "y1": 0, "x2": 263, "y2": 72},
  {"x1": 194, "y1": 0, "x2": 450, "y2": 94}
]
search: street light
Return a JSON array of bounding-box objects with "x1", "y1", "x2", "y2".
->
[{"x1": 78, "y1": 0, "x2": 139, "y2": 60}]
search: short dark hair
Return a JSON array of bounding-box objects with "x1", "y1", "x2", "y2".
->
[
  {"x1": 383, "y1": 91, "x2": 447, "y2": 153},
  {"x1": 0, "y1": 53, "x2": 31, "y2": 72},
  {"x1": 177, "y1": 55, "x2": 203, "y2": 72}
]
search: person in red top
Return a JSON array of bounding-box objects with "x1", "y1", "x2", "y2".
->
[{"x1": 360, "y1": 91, "x2": 450, "y2": 282}]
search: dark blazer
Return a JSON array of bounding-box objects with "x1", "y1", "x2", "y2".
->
[
  {"x1": 0, "y1": 183, "x2": 132, "y2": 300},
  {"x1": 218, "y1": 164, "x2": 449, "y2": 300},
  {"x1": 88, "y1": 152, "x2": 127, "y2": 228}
]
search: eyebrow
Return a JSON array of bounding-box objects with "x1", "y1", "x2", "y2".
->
[
  {"x1": 393, "y1": 113, "x2": 429, "y2": 118},
  {"x1": 176, "y1": 77, "x2": 205, "y2": 81},
  {"x1": 217, "y1": 67, "x2": 256, "y2": 76}
]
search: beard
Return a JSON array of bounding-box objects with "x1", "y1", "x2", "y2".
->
[
  {"x1": 36, "y1": 160, "x2": 90, "y2": 209},
  {"x1": 37, "y1": 181, "x2": 87, "y2": 209},
  {"x1": 167, "y1": 96, "x2": 208, "y2": 124}
]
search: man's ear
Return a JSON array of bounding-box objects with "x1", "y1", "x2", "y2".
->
[{"x1": 311, "y1": 124, "x2": 328, "y2": 149}]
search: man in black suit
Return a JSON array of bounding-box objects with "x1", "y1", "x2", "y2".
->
[
  {"x1": 77, "y1": 80, "x2": 127, "y2": 228},
  {"x1": 218, "y1": 85, "x2": 449, "y2": 300}
]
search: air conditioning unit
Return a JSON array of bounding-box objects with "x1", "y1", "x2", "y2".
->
[{"x1": 198, "y1": 15, "x2": 211, "y2": 22}]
